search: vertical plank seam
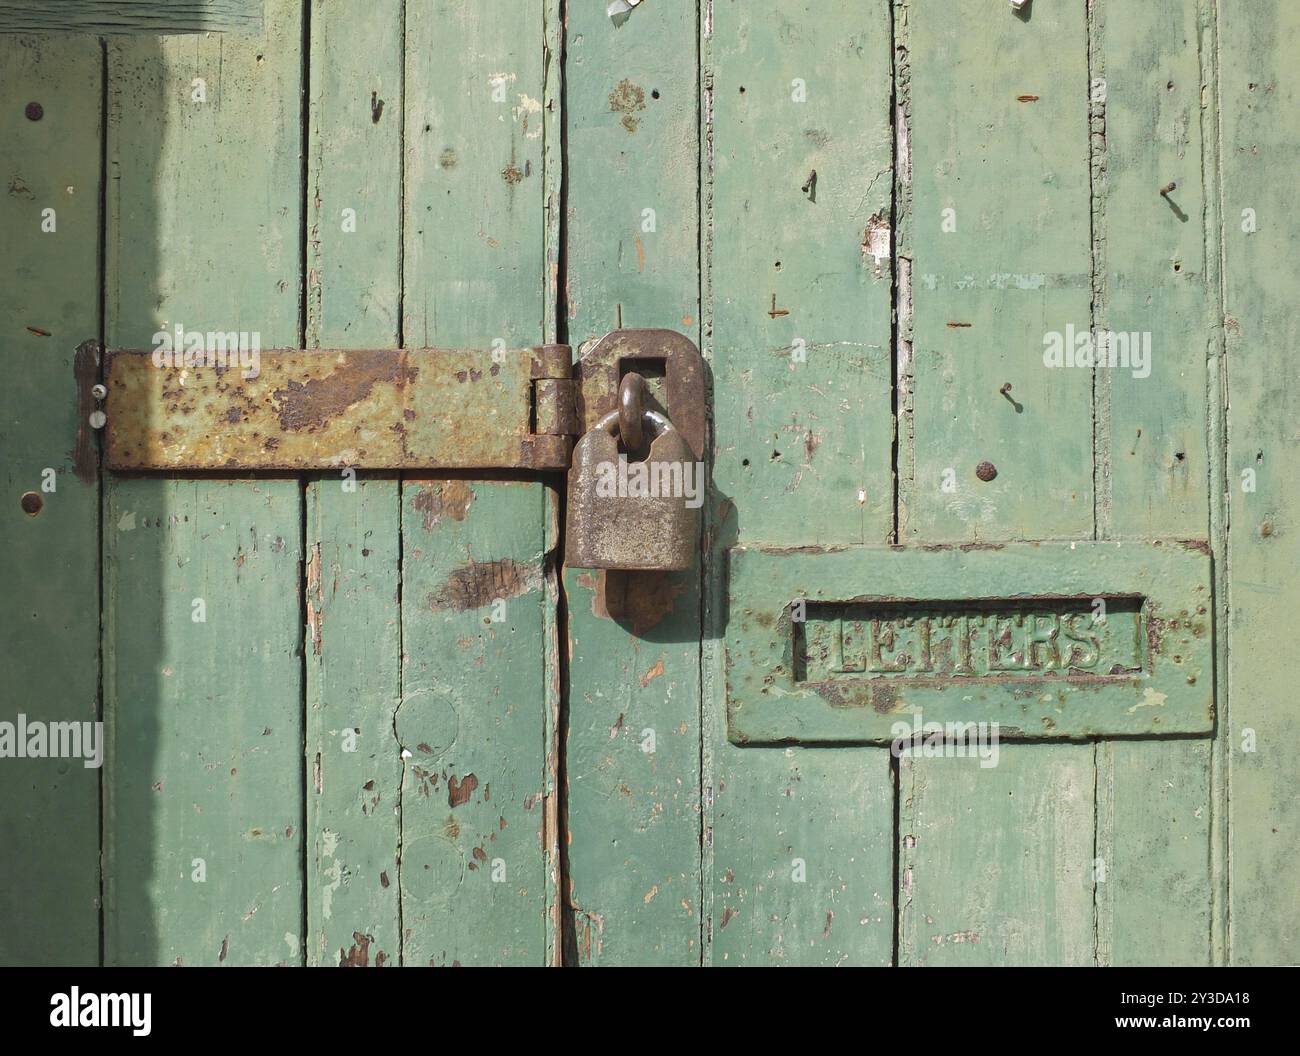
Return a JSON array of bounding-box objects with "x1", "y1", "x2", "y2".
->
[
  {"x1": 1084, "y1": 0, "x2": 1110, "y2": 969},
  {"x1": 541, "y1": 0, "x2": 565, "y2": 966},
  {"x1": 297, "y1": 0, "x2": 312, "y2": 967},
  {"x1": 698, "y1": 0, "x2": 716, "y2": 968},
  {"x1": 550, "y1": 0, "x2": 573, "y2": 966},
  {"x1": 394, "y1": 479, "x2": 406, "y2": 965},
  {"x1": 96, "y1": 33, "x2": 110, "y2": 969},
  {"x1": 1202, "y1": 0, "x2": 1231, "y2": 966},
  {"x1": 395, "y1": 0, "x2": 410, "y2": 967},
  {"x1": 397, "y1": 0, "x2": 407, "y2": 350},
  {"x1": 890, "y1": 0, "x2": 913, "y2": 548},
  {"x1": 1087, "y1": 0, "x2": 1111, "y2": 545},
  {"x1": 693, "y1": 0, "x2": 706, "y2": 970},
  {"x1": 889, "y1": 0, "x2": 913, "y2": 966}
]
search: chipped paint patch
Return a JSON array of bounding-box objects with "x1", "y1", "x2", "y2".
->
[
  {"x1": 427, "y1": 558, "x2": 541, "y2": 611},
  {"x1": 640, "y1": 659, "x2": 665, "y2": 687},
  {"x1": 608, "y1": 78, "x2": 646, "y2": 132},
  {"x1": 862, "y1": 210, "x2": 891, "y2": 273},
  {"x1": 513, "y1": 93, "x2": 543, "y2": 138},
  {"x1": 411, "y1": 480, "x2": 474, "y2": 530},
  {"x1": 1128, "y1": 686, "x2": 1168, "y2": 713}
]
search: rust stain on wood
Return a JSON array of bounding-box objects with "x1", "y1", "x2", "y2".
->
[
  {"x1": 428, "y1": 558, "x2": 541, "y2": 611},
  {"x1": 411, "y1": 480, "x2": 474, "y2": 530}
]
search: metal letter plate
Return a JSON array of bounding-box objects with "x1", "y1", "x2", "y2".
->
[{"x1": 726, "y1": 541, "x2": 1214, "y2": 744}]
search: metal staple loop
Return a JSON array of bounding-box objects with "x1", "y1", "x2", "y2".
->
[{"x1": 617, "y1": 371, "x2": 648, "y2": 451}]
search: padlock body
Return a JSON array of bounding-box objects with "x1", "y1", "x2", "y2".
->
[{"x1": 566, "y1": 423, "x2": 699, "y2": 571}]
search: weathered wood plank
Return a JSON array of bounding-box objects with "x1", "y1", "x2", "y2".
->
[
  {"x1": 562, "y1": 0, "x2": 703, "y2": 968},
  {"x1": 103, "y1": 346, "x2": 573, "y2": 470},
  {"x1": 899, "y1": 748, "x2": 1095, "y2": 966},
  {"x1": 399, "y1": 0, "x2": 558, "y2": 965},
  {"x1": 306, "y1": 0, "x2": 402, "y2": 349},
  {"x1": 102, "y1": 0, "x2": 305, "y2": 964},
  {"x1": 1094, "y1": 0, "x2": 1214, "y2": 966},
  {"x1": 0, "y1": 33, "x2": 103, "y2": 967},
  {"x1": 704, "y1": 0, "x2": 895, "y2": 966},
  {"x1": 303, "y1": 0, "x2": 403, "y2": 969},
  {"x1": 1220, "y1": 0, "x2": 1300, "y2": 965},
  {"x1": 103, "y1": 481, "x2": 303, "y2": 965},
  {"x1": 399, "y1": 480, "x2": 551, "y2": 965},
  {"x1": 305, "y1": 481, "x2": 402, "y2": 967},
  {"x1": 0, "y1": 1, "x2": 263, "y2": 35},
  {"x1": 900, "y1": 0, "x2": 1097, "y2": 965},
  {"x1": 403, "y1": 0, "x2": 548, "y2": 350}
]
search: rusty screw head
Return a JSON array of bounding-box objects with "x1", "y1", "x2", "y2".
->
[
  {"x1": 25, "y1": 102, "x2": 43, "y2": 121},
  {"x1": 975, "y1": 461, "x2": 998, "y2": 482},
  {"x1": 21, "y1": 491, "x2": 43, "y2": 516}
]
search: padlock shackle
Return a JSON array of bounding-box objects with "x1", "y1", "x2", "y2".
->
[{"x1": 595, "y1": 407, "x2": 672, "y2": 444}]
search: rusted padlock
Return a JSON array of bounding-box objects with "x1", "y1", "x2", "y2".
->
[{"x1": 566, "y1": 373, "x2": 699, "y2": 570}]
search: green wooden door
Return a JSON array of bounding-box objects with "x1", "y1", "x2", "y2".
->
[{"x1": 2, "y1": 0, "x2": 1297, "y2": 967}]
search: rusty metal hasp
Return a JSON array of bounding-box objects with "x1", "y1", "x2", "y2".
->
[{"x1": 101, "y1": 344, "x2": 576, "y2": 471}]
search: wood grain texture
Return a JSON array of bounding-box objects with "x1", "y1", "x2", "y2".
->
[
  {"x1": 899, "y1": 0, "x2": 1096, "y2": 966},
  {"x1": 103, "y1": 481, "x2": 303, "y2": 965},
  {"x1": 305, "y1": 481, "x2": 402, "y2": 968},
  {"x1": 397, "y1": 0, "x2": 559, "y2": 965},
  {"x1": 304, "y1": 0, "x2": 403, "y2": 968},
  {"x1": 704, "y1": 0, "x2": 895, "y2": 966},
  {"x1": 306, "y1": 0, "x2": 402, "y2": 350},
  {"x1": 102, "y1": 0, "x2": 305, "y2": 964},
  {"x1": 403, "y1": 0, "x2": 548, "y2": 349},
  {"x1": 0, "y1": 34, "x2": 103, "y2": 967},
  {"x1": 1093, "y1": 0, "x2": 1214, "y2": 967},
  {"x1": 0, "y1": 1, "x2": 263, "y2": 34},
  {"x1": 1220, "y1": 0, "x2": 1300, "y2": 965},
  {"x1": 399, "y1": 480, "x2": 551, "y2": 965},
  {"x1": 900, "y1": 748, "x2": 1095, "y2": 966},
  {"x1": 562, "y1": 0, "x2": 704, "y2": 966}
]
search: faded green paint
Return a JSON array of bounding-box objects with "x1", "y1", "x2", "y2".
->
[
  {"x1": 562, "y1": 0, "x2": 704, "y2": 966},
  {"x1": 399, "y1": 480, "x2": 552, "y2": 965},
  {"x1": 305, "y1": 480, "x2": 402, "y2": 967},
  {"x1": 303, "y1": 0, "x2": 403, "y2": 969},
  {"x1": 4, "y1": 0, "x2": 1300, "y2": 969},
  {"x1": 1221, "y1": 0, "x2": 1300, "y2": 965},
  {"x1": 0, "y1": 34, "x2": 102, "y2": 967},
  {"x1": 403, "y1": 0, "x2": 549, "y2": 350},
  {"x1": 102, "y1": 2, "x2": 305, "y2": 965},
  {"x1": 104, "y1": 481, "x2": 303, "y2": 965},
  {"x1": 899, "y1": 0, "x2": 1098, "y2": 966},
  {"x1": 399, "y1": 0, "x2": 560, "y2": 965},
  {"x1": 900, "y1": 748, "x2": 1095, "y2": 966},
  {"x1": 704, "y1": 0, "x2": 896, "y2": 966},
  {"x1": 1093, "y1": 0, "x2": 1216, "y2": 967}
]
